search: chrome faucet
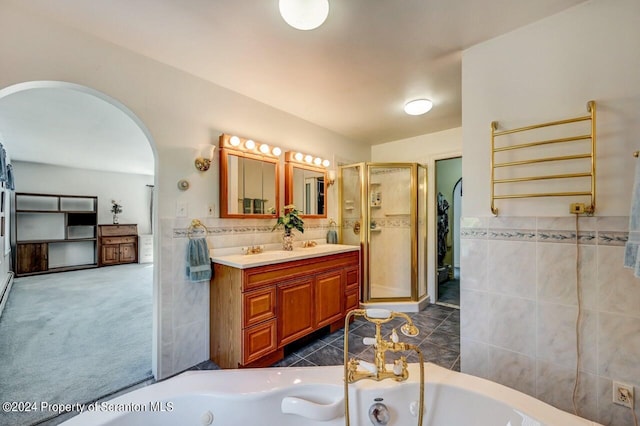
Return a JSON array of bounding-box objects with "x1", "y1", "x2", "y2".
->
[{"x1": 343, "y1": 308, "x2": 425, "y2": 426}]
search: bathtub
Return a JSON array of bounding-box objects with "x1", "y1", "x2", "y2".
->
[{"x1": 61, "y1": 363, "x2": 600, "y2": 426}]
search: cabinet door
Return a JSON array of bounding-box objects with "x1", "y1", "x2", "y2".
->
[
  {"x1": 119, "y1": 243, "x2": 137, "y2": 263},
  {"x1": 101, "y1": 244, "x2": 120, "y2": 265},
  {"x1": 345, "y1": 287, "x2": 359, "y2": 313},
  {"x1": 278, "y1": 278, "x2": 314, "y2": 347},
  {"x1": 17, "y1": 243, "x2": 48, "y2": 275},
  {"x1": 315, "y1": 270, "x2": 344, "y2": 328},
  {"x1": 242, "y1": 319, "x2": 277, "y2": 365},
  {"x1": 243, "y1": 286, "x2": 276, "y2": 328}
]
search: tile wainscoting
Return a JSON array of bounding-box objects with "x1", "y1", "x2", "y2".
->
[
  {"x1": 158, "y1": 217, "x2": 335, "y2": 379},
  {"x1": 460, "y1": 216, "x2": 640, "y2": 425}
]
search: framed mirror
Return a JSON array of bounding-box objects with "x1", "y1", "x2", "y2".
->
[
  {"x1": 219, "y1": 134, "x2": 280, "y2": 218},
  {"x1": 284, "y1": 151, "x2": 327, "y2": 218}
]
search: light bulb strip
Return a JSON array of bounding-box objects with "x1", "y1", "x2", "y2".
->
[
  {"x1": 219, "y1": 133, "x2": 282, "y2": 158},
  {"x1": 284, "y1": 151, "x2": 330, "y2": 169}
]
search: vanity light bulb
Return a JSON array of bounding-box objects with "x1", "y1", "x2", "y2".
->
[
  {"x1": 304, "y1": 154, "x2": 313, "y2": 163},
  {"x1": 322, "y1": 159, "x2": 330, "y2": 167},
  {"x1": 259, "y1": 144, "x2": 270, "y2": 154},
  {"x1": 314, "y1": 157, "x2": 322, "y2": 165},
  {"x1": 272, "y1": 147, "x2": 282, "y2": 156},
  {"x1": 245, "y1": 139, "x2": 256, "y2": 150},
  {"x1": 294, "y1": 152, "x2": 304, "y2": 161},
  {"x1": 229, "y1": 136, "x2": 240, "y2": 147}
]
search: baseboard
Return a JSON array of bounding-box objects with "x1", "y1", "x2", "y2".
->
[{"x1": 0, "y1": 271, "x2": 15, "y2": 319}]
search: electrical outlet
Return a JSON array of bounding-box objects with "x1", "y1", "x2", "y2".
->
[
  {"x1": 207, "y1": 204, "x2": 215, "y2": 216},
  {"x1": 570, "y1": 203, "x2": 585, "y2": 214},
  {"x1": 613, "y1": 382, "x2": 634, "y2": 408}
]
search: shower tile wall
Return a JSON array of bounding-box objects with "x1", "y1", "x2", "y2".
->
[
  {"x1": 158, "y1": 217, "x2": 332, "y2": 379},
  {"x1": 460, "y1": 216, "x2": 640, "y2": 425}
]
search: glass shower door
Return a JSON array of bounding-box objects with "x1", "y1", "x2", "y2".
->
[{"x1": 367, "y1": 164, "x2": 414, "y2": 300}]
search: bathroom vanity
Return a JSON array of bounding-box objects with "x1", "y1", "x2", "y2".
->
[{"x1": 209, "y1": 244, "x2": 360, "y2": 368}]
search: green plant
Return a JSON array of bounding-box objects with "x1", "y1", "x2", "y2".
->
[
  {"x1": 271, "y1": 204, "x2": 304, "y2": 235},
  {"x1": 110, "y1": 200, "x2": 123, "y2": 215}
]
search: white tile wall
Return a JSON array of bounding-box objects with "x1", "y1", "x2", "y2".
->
[
  {"x1": 157, "y1": 216, "x2": 338, "y2": 379},
  {"x1": 461, "y1": 215, "x2": 640, "y2": 425}
]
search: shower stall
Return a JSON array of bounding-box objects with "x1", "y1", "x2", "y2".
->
[{"x1": 339, "y1": 163, "x2": 428, "y2": 311}]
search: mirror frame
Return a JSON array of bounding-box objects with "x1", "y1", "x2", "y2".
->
[
  {"x1": 284, "y1": 151, "x2": 328, "y2": 218},
  {"x1": 219, "y1": 134, "x2": 280, "y2": 219}
]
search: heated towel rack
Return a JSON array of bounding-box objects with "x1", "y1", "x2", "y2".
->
[{"x1": 490, "y1": 101, "x2": 596, "y2": 215}]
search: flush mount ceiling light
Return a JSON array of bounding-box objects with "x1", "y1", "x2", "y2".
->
[
  {"x1": 404, "y1": 99, "x2": 433, "y2": 116},
  {"x1": 279, "y1": 0, "x2": 329, "y2": 31}
]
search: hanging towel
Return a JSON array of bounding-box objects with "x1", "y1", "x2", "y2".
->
[
  {"x1": 624, "y1": 157, "x2": 640, "y2": 278},
  {"x1": 0, "y1": 145, "x2": 7, "y2": 183},
  {"x1": 186, "y1": 238, "x2": 212, "y2": 282},
  {"x1": 326, "y1": 229, "x2": 338, "y2": 244}
]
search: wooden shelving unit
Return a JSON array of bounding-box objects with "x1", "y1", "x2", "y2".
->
[{"x1": 14, "y1": 193, "x2": 98, "y2": 277}]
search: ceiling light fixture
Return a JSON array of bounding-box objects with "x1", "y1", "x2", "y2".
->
[
  {"x1": 404, "y1": 99, "x2": 433, "y2": 116},
  {"x1": 279, "y1": 0, "x2": 329, "y2": 31}
]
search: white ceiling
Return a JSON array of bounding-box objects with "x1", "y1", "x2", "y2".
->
[{"x1": 0, "y1": 0, "x2": 587, "y2": 173}]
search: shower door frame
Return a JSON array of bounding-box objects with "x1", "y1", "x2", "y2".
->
[{"x1": 339, "y1": 162, "x2": 426, "y2": 304}]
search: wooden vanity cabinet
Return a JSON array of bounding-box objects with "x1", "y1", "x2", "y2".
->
[
  {"x1": 210, "y1": 250, "x2": 360, "y2": 368},
  {"x1": 98, "y1": 225, "x2": 138, "y2": 266}
]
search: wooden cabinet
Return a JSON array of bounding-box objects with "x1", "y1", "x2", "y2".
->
[
  {"x1": 98, "y1": 225, "x2": 138, "y2": 266},
  {"x1": 14, "y1": 193, "x2": 98, "y2": 277},
  {"x1": 16, "y1": 243, "x2": 48, "y2": 275},
  {"x1": 210, "y1": 250, "x2": 360, "y2": 368}
]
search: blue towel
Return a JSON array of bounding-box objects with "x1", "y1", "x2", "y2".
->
[
  {"x1": 625, "y1": 157, "x2": 640, "y2": 278},
  {"x1": 186, "y1": 238, "x2": 212, "y2": 282},
  {"x1": 0, "y1": 145, "x2": 6, "y2": 183}
]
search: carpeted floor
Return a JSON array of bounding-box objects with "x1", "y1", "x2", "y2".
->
[{"x1": 0, "y1": 264, "x2": 153, "y2": 426}]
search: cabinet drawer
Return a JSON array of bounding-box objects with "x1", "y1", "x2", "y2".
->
[
  {"x1": 346, "y1": 266, "x2": 359, "y2": 290},
  {"x1": 345, "y1": 287, "x2": 359, "y2": 312},
  {"x1": 99, "y1": 225, "x2": 137, "y2": 236},
  {"x1": 242, "y1": 319, "x2": 277, "y2": 365},
  {"x1": 102, "y1": 236, "x2": 136, "y2": 245},
  {"x1": 243, "y1": 287, "x2": 276, "y2": 327}
]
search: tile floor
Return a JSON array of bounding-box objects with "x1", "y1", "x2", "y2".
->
[
  {"x1": 42, "y1": 304, "x2": 459, "y2": 425},
  {"x1": 196, "y1": 303, "x2": 460, "y2": 371}
]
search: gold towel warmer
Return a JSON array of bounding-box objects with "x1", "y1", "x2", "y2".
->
[
  {"x1": 490, "y1": 100, "x2": 596, "y2": 215},
  {"x1": 187, "y1": 219, "x2": 208, "y2": 239}
]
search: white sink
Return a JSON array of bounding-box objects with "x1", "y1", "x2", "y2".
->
[{"x1": 211, "y1": 244, "x2": 359, "y2": 269}]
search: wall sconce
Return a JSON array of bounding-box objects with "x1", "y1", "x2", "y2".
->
[
  {"x1": 219, "y1": 133, "x2": 282, "y2": 158},
  {"x1": 195, "y1": 144, "x2": 216, "y2": 171},
  {"x1": 327, "y1": 169, "x2": 336, "y2": 187}
]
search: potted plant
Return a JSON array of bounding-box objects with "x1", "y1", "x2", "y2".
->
[
  {"x1": 271, "y1": 204, "x2": 304, "y2": 250},
  {"x1": 111, "y1": 200, "x2": 123, "y2": 224}
]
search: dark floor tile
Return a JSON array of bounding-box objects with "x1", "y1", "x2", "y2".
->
[
  {"x1": 421, "y1": 304, "x2": 455, "y2": 320},
  {"x1": 194, "y1": 359, "x2": 221, "y2": 370},
  {"x1": 411, "y1": 343, "x2": 459, "y2": 369},
  {"x1": 334, "y1": 331, "x2": 372, "y2": 357},
  {"x1": 411, "y1": 314, "x2": 444, "y2": 331},
  {"x1": 304, "y1": 344, "x2": 345, "y2": 366},
  {"x1": 448, "y1": 309, "x2": 460, "y2": 322},
  {"x1": 452, "y1": 356, "x2": 461, "y2": 372},
  {"x1": 271, "y1": 353, "x2": 302, "y2": 367},
  {"x1": 435, "y1": 318, "x2": 460, "y2": 336},
  {"x1": 292, "y1": 339, "x2": 328, "y2": 358},
  {"x1": 351, "y1": 321, "x2": 383, "y2": 338},
  {"x1": 290, "y1": 358, "x2": 318, "y2": 367},
  {"x1": 424, "y1": 330, "x2": 460, "y2": 352},
  {"x1": 319, "y1": 328, "x2": 344, "y2": 345}
]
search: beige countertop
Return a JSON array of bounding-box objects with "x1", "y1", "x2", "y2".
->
[{"x1": 210, "y1": 243, "x2": 359, "y2": 269}]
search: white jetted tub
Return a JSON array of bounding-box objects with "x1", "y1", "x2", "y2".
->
[{"x1": 61, "y1": 363, "x2": 600, "y2": 425}]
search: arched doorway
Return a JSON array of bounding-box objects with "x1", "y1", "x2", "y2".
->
[{"x1": 0, "y1": 81, "x2": 158, "y2": 425}]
